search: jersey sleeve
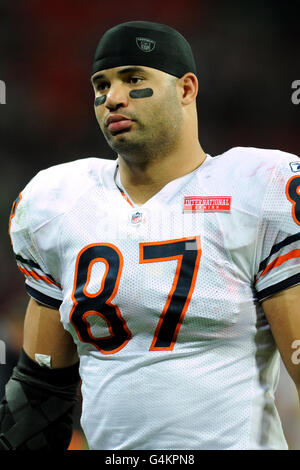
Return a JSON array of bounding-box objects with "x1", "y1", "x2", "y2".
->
[
  {"x1": 9, "y1": 185, "x2": 63, "y2": 309},
  {"x1": 254, "y1": 153, "x2": 300, "y2": 302}
]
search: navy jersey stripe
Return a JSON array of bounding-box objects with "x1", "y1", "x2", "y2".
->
[
  {"x1": 15, "y1": 253, "x2": 42, "y2": 270},
  {"x1": 256, "y1": 272, "x2": 300, "y2": 302},
  {"x1": 258, "y1": 232, "x2": 300, "y2": 273},
  {"x1": 25, "y1": 284, "x2": 62, "y2": 309}
]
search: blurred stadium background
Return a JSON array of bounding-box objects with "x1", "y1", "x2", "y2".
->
[{"x1": 0, "y1": 0, "x2": 299, "y2": 450}]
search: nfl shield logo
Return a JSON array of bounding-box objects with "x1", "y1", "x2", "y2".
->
[
  {"x1": 136, "y1": 37, "x2": 156, "y2": 53},
  {"x1": 131, "y1": 211, "x2": 143, "y2": 224}
]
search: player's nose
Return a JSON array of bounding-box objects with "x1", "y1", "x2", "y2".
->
[{"x1": 105, "y1": 84, "x2": 128, "y2": 110}]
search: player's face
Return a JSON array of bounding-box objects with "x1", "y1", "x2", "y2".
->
[{"x1": 91, "y1": 65, "x2": 183, "y2": 161}]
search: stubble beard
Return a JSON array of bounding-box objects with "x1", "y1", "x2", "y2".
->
[{"x1": 102, "y1": 86, "x2": 183, "y2": 166}]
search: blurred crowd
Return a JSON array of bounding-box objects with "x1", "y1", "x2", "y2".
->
[{"x1": 0, "y1": 0, "x2": 299, "y2": 450}]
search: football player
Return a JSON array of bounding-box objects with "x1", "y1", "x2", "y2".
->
[{"x1": 1, "y1": 21, "x2": 300, "y2": 450}]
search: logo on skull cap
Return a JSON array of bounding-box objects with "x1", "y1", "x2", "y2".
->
[{"x1": 136, "y1": 37, "x2": 156, "y2": 52}]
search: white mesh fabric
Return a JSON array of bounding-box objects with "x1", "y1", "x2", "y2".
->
[{"x1": 10, "y1": 148, "x2": 299, "y2": 449}]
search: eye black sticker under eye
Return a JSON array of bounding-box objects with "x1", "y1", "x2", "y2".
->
[
  {"x1": 94, "y1": 95, "x2": 107, "y2": 106},
  {"x1": 129, "y1": 88, "x2": 153, "y2": 99}
]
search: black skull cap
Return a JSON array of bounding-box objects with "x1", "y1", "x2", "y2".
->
[{"x1": 92, "y1": 20, "x2": 197, "y2": 78}]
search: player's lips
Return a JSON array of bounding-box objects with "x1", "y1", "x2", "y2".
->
[{"x1": 105, "y1": 114, "x2": 134, "y2": 133}]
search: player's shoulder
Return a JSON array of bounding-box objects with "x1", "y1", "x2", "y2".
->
[
  {"x1": 13, "y1": 157, "x2": 115, "y2": 232},
  {"x1": 30, "y1": 156, "x2": 113, "y2": 188},
  {"x1": 212, "y1": 146, "x2": 299, "y2": 182},
  {"x1": 216, "y1": 145, "x2": 298, "y2": 165}
]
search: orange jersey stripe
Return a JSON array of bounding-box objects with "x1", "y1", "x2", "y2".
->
[
  {"x1": 120, "y1": 191, "x2": 134, "y2": 208},
  {"x1": 259, "y1": 249, "x2": 300, "y2": 278},
  {"x1": 8, "y1": 193, "x2": 22, "y2": 238},
  {"x1": 17, "y1": 265, "x2": 61, "y2": 288}
]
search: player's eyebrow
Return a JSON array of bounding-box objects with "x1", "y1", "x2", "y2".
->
[
  {"x1": 91, "y1": 67, "x2": 148, "y2": 85},
  {"x1": 117, "y1": 66, "x2": 148, "y2": 75}
]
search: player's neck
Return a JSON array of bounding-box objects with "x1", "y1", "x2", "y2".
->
[{"x1": 117, "y1": 141, "x2": 207, "y2": 205}]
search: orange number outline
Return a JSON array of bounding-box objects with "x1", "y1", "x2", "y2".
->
[
  {"x1": 286, "y1": 175, "x2": 300, "y2": 226},
  {"x1": 70, "y1": 237, "x2": 201, "y2": 354},
  {"x1": 140, "y1": 237, "x2": 201, "y2": 351}
]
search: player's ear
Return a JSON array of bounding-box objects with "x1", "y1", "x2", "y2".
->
[{"x1": 179, "y1": 73, "x2": 198, "y2": 105}]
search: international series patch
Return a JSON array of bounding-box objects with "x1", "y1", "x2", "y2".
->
[{"x1": 183, "y1": 196, "x2": 232, "y2": 213}]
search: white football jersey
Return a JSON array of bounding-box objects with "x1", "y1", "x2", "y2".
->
[{"x1": 9, "y1": 147, "x2": 300, "y2": 450}]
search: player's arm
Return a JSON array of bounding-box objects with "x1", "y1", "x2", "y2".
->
[
  {"x1": 23, "y1": 297, "x2": 78, "y2": 367},
  {"x1": 253, "y1": 153, "x2": 300, "y2": 402},
  {"x1": 262, "y1": 284, "x2": 300, "y2": 402},
  {"x1": 0, "y1": 298, "x2": 80, "y2": 450}
]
